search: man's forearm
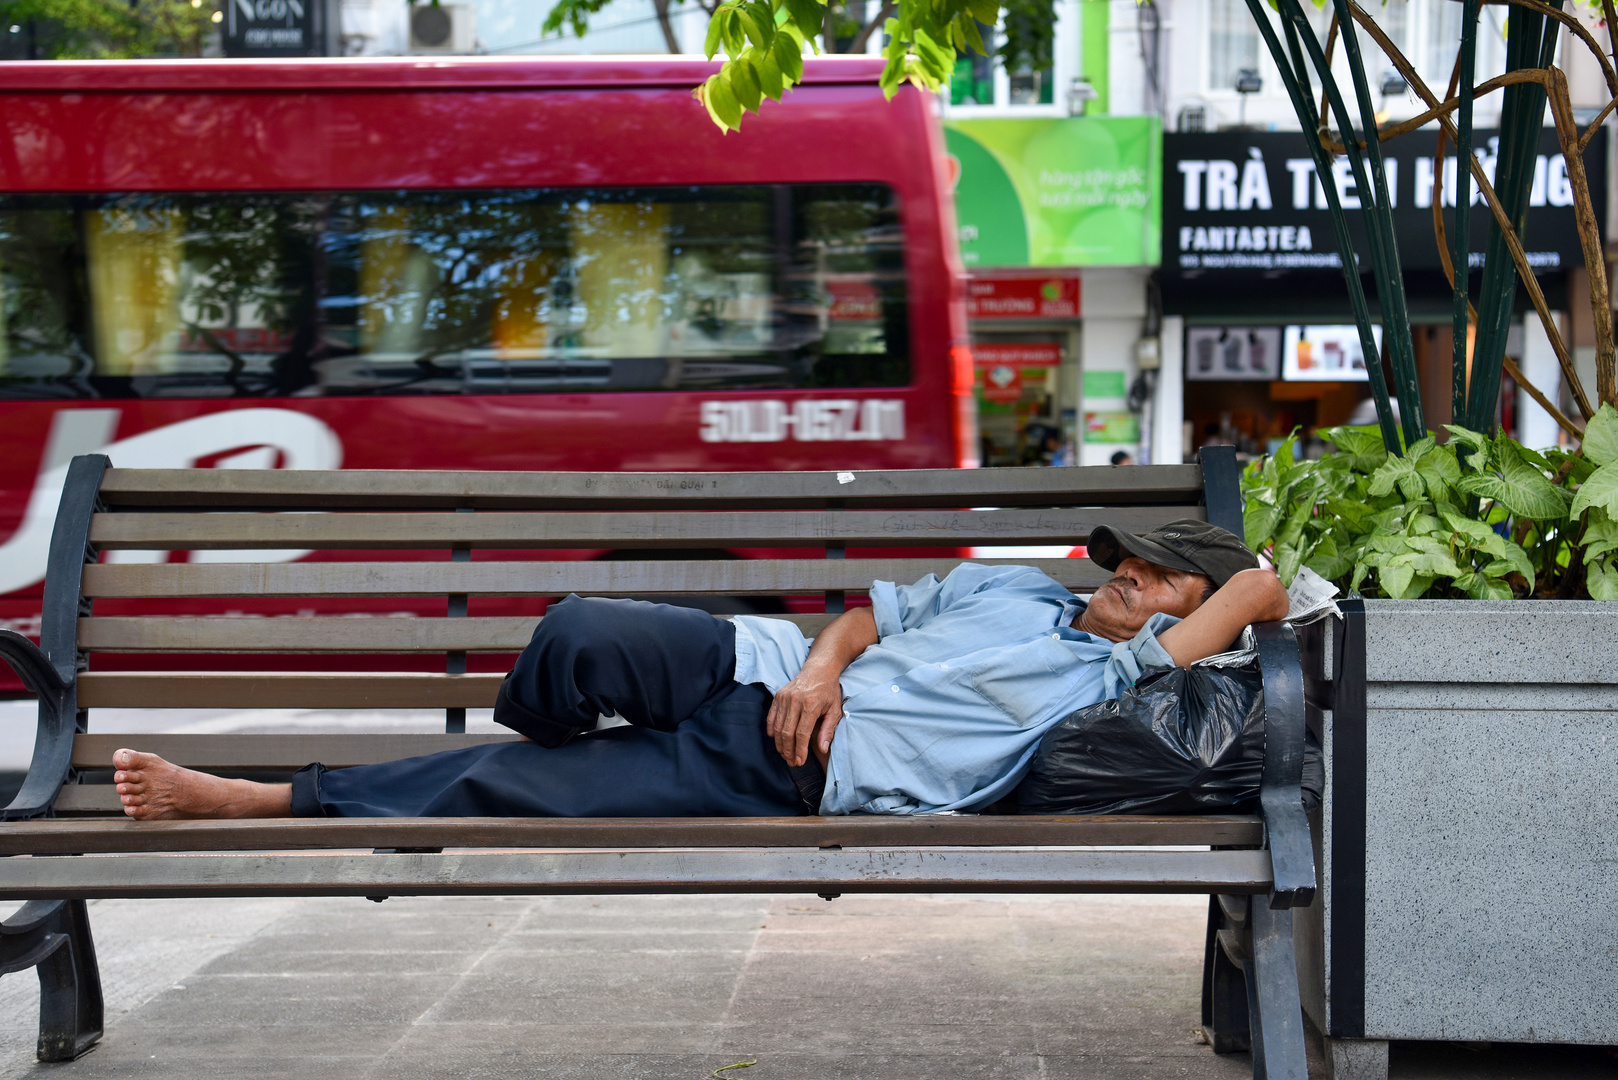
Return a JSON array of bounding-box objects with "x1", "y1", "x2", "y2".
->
[
  {"x1": 799, "y1": 607, "x2": 878, "y2": 679},
  {"x1": 1157, "y1": 568, "x2": 1289, "y2": 667}
]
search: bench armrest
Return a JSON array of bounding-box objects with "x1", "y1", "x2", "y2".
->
[
  {"x1": 1251, "y1": 620, "x2": 1317, "y2": 909},
  {"x1": 0, "y1": 629, "x2": 76, "y2": 821}
]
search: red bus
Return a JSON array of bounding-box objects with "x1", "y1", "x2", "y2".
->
[{"x1": 0, "y1": 56, "x2": 973, "y2": 687}]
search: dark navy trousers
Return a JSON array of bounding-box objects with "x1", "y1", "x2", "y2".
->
[{"x1": 291, "y1": 596, "x2": 811, "y2": 818}]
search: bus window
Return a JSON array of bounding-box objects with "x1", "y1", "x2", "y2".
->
[{"x1": 0, "y1": 184, "x2": 909, "y2": 400}]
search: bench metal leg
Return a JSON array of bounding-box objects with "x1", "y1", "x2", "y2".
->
[
  {"x1": 1201, "y1": 895, "x2": 1308, "y2": 1080},
  {"x1": 0, "y1": 899, "x2": 104, "y2": 1061},
  {"x1": 1202, "y1": 896, "x2": 1252, "y2": 1054}
]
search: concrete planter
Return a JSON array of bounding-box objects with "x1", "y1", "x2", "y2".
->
[{"x1": 1297, "y1": 599, "x2": 1618, "y2": 1078}]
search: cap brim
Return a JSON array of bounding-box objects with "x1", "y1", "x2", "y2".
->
[{"x1": 1088, "y1": 525, "x2": 1207, "y2": 578}]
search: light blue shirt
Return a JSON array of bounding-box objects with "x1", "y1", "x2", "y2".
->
[{"x1": 731, "y1": 563, "x2": 1179, "y2": 815}]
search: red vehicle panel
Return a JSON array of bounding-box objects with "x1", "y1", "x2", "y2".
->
[{"x1": 0, "y1": 57, "x2": 972, "y2": 685}]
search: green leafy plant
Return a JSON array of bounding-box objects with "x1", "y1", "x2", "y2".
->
[
  {"x1": 0, "y1": 0, "x2": 218, "y2": 58},
  {"x1": 1242, "y1": 406, "x2": 1618, "y2": 602}
]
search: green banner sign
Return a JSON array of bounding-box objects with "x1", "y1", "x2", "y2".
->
[{"x1": 944, "y1": 116, "x2": 1162, "y2": 268}]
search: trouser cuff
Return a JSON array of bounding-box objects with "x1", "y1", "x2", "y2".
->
[{"x1": 290, "y1": 763, "x2": 330, "y2": 818}]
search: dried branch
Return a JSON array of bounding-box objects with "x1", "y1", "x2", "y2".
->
[
  {"x1": 1493, "y1": 0, "x2": 1618, "y2": 97},
  {"x1": 1318, "y1": 14, "x2": 1338, "y2": 135},
  {"x1": 1546, "y1": 65, "x2": 1617, "y2": 407},
  {"x1": 1352, "y1": 3, "x2": 1596, "y2": 420}
]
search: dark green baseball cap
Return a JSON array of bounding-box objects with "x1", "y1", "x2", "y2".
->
[{"x1": 1087, "y1": 518, "x2": 1259, "y2": 589}]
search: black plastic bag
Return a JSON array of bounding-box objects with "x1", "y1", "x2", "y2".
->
[{"x1": 1015, "y1": 660, "x2": 1322, "y2": 816}]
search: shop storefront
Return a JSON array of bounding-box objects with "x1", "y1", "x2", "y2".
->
[
  {"x1": 1161, "y1": 128, "x2": 1606, "y2": 458},
  {"x1": 944, "y1": 115, "x2": 1162, "y2": 465}
]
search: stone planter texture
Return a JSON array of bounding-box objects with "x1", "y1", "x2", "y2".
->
[{"x1": 1304, "y1": 600, "x2": 1618, "y2": 1049}]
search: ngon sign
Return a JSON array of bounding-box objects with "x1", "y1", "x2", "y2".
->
[{"x1": 223, "y1": 0, "x2": 330, "y2": 56}]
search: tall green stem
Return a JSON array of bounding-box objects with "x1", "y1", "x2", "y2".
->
[
  {"x1": 1270, "y1": 0, "x2": 1404, "y2": 451},
  {"x1": 1453, "y1": 0, "x2": 1479, "y2": 427},
  {"x1": 1329, "y1": 0, "x2": 1424, "y2": 448},
  {"x1": 1467, "y1": 2, "x2": 1563, "y2": 432}
]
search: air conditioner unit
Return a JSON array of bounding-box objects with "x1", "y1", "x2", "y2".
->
[{"x1": 408, "y1": 2, "x2": 475, "y2": 54}]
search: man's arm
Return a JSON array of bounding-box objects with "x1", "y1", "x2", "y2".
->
[
  {"x1": 1156, "y1": 567, "x2": 1289, "y2": 667},
  {"x1": 765, "y1": 606, "x2": 878, "y2": 768}
]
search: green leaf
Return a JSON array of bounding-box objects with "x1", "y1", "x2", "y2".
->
[
  {"x1": 966, "y1": 0, "x2": 998, "y2": 26},
  {"x1": 700, "y1": 72, "x2": 742, "y2": 130},
  {"x1": 1367, "y1": 455, "x2": 1422, "y2": 500},
  {"x1": 1571, "y1": 462, "x2": 1618, "y2": 520},
  {"x1": 960, "y1": 13, "x2": 986, "y2": 54},
  {"x1": 773, "y1": 31, "x2": 804, "y2": 81},
  {"x1": 1244, "y1": 498, "x2": 1283, "y2": 552},
  {"x1": 755, "y1": 50, "x2": 786, "y2": 99},
  {"x1": 1395, "y1": 547, "x2": 1464, "y2": 579},
  {"x1": 1467, "y1": 574, "x2": 1514, "y2": 600},
  {"x1": 1322, "y1": 425, "x2": 1388, "y2": 472},
  {"x1": 703, "y1": 8, "x2": 725, "y2": 56},
  {"x1": 782, "y1": 0, "x2": 821, "y2": 39},
  {"x1": 730, "y1": 54, "x2": 763, "y2": 110},
  {"x1": 739, "y1": 3, "x2": 772, "y2": 47},
  {"x1": 1275, "y1": 543, "x2": 1303, "y2": 588},
  {"x1": 1581, "y1": 404, "x2": 1618, "y2": 466},
  {"x1": 1455, "y1": 463, "x2": 1571, "y2": 520},
  {"x1": 1443, "y1": 424, "x2": 1490, "y2": 454},
  {"x1": 1588, "y1": 557, "x2": 1618, "y2": 600},
  {"x1": 721, "y1": 9, "x2": 746, "y2": 56},
  {"x1": 1379, "y1": 561, "x2": 1418, "y2": 598},
  {"x1": 1413, "y1": 443, "x2": 1460, "y2": 499}
]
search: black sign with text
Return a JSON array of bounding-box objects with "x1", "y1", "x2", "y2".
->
[
  {"x1": 222, "y1": 0, "x2": 333, "y2": 57},
  {"x1": 1161, "y1": 128, "x2": 1605, "y2": 317}
]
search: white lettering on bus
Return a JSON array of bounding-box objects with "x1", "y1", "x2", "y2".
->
[{"x1": 699, "y1": 400, "x2": 905, "y2": 443}]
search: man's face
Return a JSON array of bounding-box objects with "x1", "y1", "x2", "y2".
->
[{"x1": 1078, "y1": 556, "x2": 1213, "y2": 642}]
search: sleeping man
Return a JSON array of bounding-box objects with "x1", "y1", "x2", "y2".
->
[{"x1": 110, "y1": 520, "x2": 1288, "y2": 820}]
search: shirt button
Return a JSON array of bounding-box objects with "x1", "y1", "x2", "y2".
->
[{"x1": 891, "y1": 685, "x2": 899, "y2": 692}]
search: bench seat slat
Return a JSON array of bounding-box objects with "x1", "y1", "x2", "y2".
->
[
  {"x1": 89, "y1": 507, "x2": 1187, "y2": 550},
  {"x1": 77, "y1": 672, "x2": 504, "y2": 709},
  {"x1": 97, "y1": 466, "x2": 1210, "y2": 511},
  {"x1": 0, "y1": 815, "x2": 1267, "y2": 855},
  {"x1": 81, "y1": 558, "x2": 1108, "y2": 599},
  {"x1": 77, "y1": 613, "x2": 840, "y2": 653},
  {"x1": 0, "y1": 849, "x2": 1273, "y2": 900}
]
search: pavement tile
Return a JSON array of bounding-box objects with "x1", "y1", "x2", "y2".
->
[{"x1": 123, "y1": 972, "x2": 460, "y2": 1027}]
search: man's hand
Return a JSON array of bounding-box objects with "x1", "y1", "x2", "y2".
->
[
  {"x1": 766, "y1": 660, "x2": 844, "y2": 768},
  {"x1": 765, "y1": 607, "x2": 878, "y2": 767}
]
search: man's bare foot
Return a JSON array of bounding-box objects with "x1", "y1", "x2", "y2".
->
[{"x1": 112, "y1": 749, "x2": 292, "y2": 820}]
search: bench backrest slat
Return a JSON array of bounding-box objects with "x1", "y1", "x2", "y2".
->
[
  {"x1": 80, "y1": 557, "x2": 1110, "y2": 599},
  {"x1": 77, "y1": 671, "x2": 503, "y2": 709},
  {"x1": 77, "y1": 613, "x2": 839, "y2": 652},
  {"x1": 97, "y1": 465, "x2": 1210, "y2": 509},
  {"x1": 88, "y1": 506, "x2": 1197, "y2": 550}
]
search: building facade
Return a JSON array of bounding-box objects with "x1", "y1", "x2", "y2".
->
[{"x1": 336, "y1": 0, "x2": 1614, "y2": 460}]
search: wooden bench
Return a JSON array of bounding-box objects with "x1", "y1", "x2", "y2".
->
[{"x1": 0, "y1": 448, "x2": 1315, "y2": 1079}]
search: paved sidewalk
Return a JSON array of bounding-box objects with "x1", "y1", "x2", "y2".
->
[
  {"x1": 2, "y1": 891, "x2": 1613, "y2": 1080},
  {"x1": 0, "y1": 892, "x2": 1246, "y2": 1080}
]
